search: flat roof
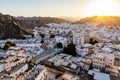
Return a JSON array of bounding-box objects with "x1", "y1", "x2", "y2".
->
[
  {"x1": 17, "y1": 44, "x2": 40, "y2": 47},
  {"x1": 32, "y1": 49, "x2": 56, "y2": 61},
  {"x1": 88, "y1": 70, "x2": 110, "y2": 80},
  {"x1": 8, "y1": 46, "x2": 22, "y2": 50},
  {"x1": 9, "y1": 63, "x2": 27, "y2": 73},
  {"x1": 62, "y1": 72, "x2": 80, "y2": 80}
]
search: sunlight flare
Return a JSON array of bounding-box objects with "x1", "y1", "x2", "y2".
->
[{"x1": 86, "y1": 0, "x2": 119, "y2": 16}]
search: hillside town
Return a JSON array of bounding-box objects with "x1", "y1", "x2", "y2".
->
[{"x1": 0, "y1": 23, "x2": 120, "y2": 80}]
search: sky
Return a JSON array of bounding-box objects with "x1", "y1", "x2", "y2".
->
[{"x1": 0, "y1": 0, "x2": 120, "y2": 18}]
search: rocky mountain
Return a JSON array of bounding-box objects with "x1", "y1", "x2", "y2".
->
[
  {"x1": 76, "y1": 16, "x2": 120, "y2": 27},
  {"x1": 15, "y1": 16, "x2": 68, "y2": 29},
  {"x1": 0, "y1": 12, "x2": 68, "y2": 39},
  {"x1": 0, "y1": 13, "x2": 32, "y2": 39}
]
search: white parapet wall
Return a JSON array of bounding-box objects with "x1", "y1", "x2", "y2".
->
[{"x1": 10, "y1": 64, "x2": 28, "y2": 77}]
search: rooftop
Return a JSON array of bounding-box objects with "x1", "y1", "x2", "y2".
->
[
  {"x1": 88, "y1": 70, "x2": 110, "y2": 80},
  {"x1": 62, "y1": 72, "x2": 80, "y2": 80},
  {"x1": 9, "y1": 63, "x2": 27, "y2": 73},
  {"x1": 32, "y1": 49, "x2": 56, "y2": 61}
]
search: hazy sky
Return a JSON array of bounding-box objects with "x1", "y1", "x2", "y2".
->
[{"x1": 0, "y1": 0, "x2": 120, "y2": 17}]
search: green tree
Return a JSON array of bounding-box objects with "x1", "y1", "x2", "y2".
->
[
  {"x1": 56, "y1": 42, "x2": 63, "y2": 48},
  {"x1": 3, "y1": 41, "x2": 16, "y2": 50},
  {"x1": 40, "y1": 34, "x2": 45, "y2": 38},
  {"x1": 63, "y1": 47, "x2": 68, "y2": 53},
  {"x1": 63, "y1": 42, "x2": 77, "y2": 56},
  {"x1": 41, "y1": 39, "x2": 44, "y2": 43},
  {"x1": 89, "y1": 38, "x2": 98, "y2": 45},
  {"x1": 50, "y1": 34, "x2": 55, "y2": 38}
]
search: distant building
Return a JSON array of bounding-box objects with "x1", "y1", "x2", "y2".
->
[
  {"x1": 88, "y1": 70, "x2": 110, "y2": 80},
  {"x1": 73, "y1": 31, "x2": 85, "y2": 45},
  {"x1": 35, "y1": 67, "x2": 80, "y2": 80},
  {"x1": 92, "y1": 51, "x2": 114, "y2": 69},
  {"x1": 9, "y1": 63, "x2": 28, "y2": 77},
  {"x1": 55, "y1": 36, "x2": 68, "y2": 47},
  {"x1": 0, "y1": 64, "x2": 5, "y2": 73},
  {"x1": 61, "y1": 72, "x2": 80, "y2": 80},
  {"x1": 31, "y1": 49, "x2": 57, "y2": 64}
]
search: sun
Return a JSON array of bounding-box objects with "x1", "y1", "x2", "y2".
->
[{"x1": 86, "y1": 0, "x2": 119, "y2": 17}]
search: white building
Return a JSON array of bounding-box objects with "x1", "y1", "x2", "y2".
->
[
  {"x1": 33, "y1": 27, "x2": 39, "y2": 37},
  {"x1": 55, "y1": 36, "x2": 68, "y2": 47},
  {"x1": 76, "y1": 48, "x2": 89, "y2": 57},
  {"x1": 61, "y1": 72, "x2": 80, "y2": 80},
  {"x1": 35, "y1": 67, "x2": 80, "y2": 80},
  {"x1": 0, "y1": 58, "x2": 26, "y2": 72},
  {"x1": 0, "y1": 64, "x2": 5, "y2": 73},
  {"x1": 73, "y1": 31, "x2": 85, "y2": 45},
  {"x1": 10, "y1": 63, "x2": 28, "y2": 77},
  {"x1": 88, "y1": 70, "x2": 110, "y2": 80},
  {"x1": 92, "y1": 52, "x2": 114, "y2": 69},
  {"x1": 5, "y1": 56, "x2": 17, "y2": 62}
]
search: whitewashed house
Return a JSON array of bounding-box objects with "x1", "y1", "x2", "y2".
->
[
  {"x1": 10, "y1": 63, "x2": 28, "y2": 77},
  {"x1": 92, "y1": 52, "x2": 114, "y2": 69}
]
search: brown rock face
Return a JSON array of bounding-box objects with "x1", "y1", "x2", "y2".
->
[{"x1": 0, "y1": 13, "x2": 32, "y2": 39}]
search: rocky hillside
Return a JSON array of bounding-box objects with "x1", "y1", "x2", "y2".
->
[
  {"x1": 0, "y1": 13, "x2": 32, "y2": 39},
  {"x1": 15, "y1": 16, "x2": 68, "y2": 29},
  {"x1": 76, "y1": 16, "x2": 120, "y2": 27}
]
